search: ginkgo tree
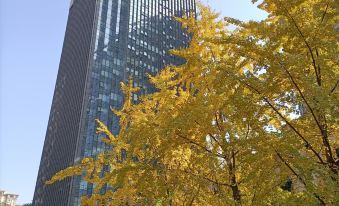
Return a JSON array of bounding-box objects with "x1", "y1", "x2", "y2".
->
[{"x1": 47, "y1": 0, "x2": 338, "y2": 205}]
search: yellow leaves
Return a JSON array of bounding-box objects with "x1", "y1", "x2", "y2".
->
[
  {"x1": 95, "y1": 118, "x2": 129, "y2": 151},
  {"x1": 119, "y1": 78, "x2": 140, "y2": 118},
  {"x1": 96, "y1": 119, "x2": 115, "y2": 143},
  {"x1": 81, "y1": 157, "x2": 92, "y2": 165},
  {"x1": 166, "y1": 146, "x2": 192, "y2": 169},
  {"x1": 46, "y1": 165, "x2": 82, "y2": 185},
  {"x1": 148, "y1": 66, "x2": 178, "y2": 89},
  {"x1": 45, "y1": 1, "x2": 339, "y2": 205},
  {"x1": 120, "y1": 78, "x2": 140, "y2": 96},
  {"x1": 176, "y1": 88, "x2": 191, "y2": 106},
  {"x1": 46, "y1": 157, "x2": 94, "y2": 185}
]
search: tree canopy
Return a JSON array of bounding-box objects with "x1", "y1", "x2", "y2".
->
[{"x1": 48, "y1": 0, "x2": 338, "y2": 205}]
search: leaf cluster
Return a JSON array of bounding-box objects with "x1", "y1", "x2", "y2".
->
[{"x1": 48, "y1": 0, "x2": 338, "y2": 205}]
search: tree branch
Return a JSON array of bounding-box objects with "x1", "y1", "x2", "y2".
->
[
  {"x1": 215, "y1": 112, "x2": 225, "y2": 132},
  {"x1": 245, "y1": 122, "x2": 250, "y2": 140},
  {"x1": 195, "y1": 119, "x2": 225, "y2": 151},
  {"x1": 275, "y1": 150, "x2": 306, "y2": 186},
  {"x1": 176, "y1": 132, "x2": 226, "y2": 159},
  {"x1": 329, "y1": 81, "x2": 338, "y2": 94},
  {"x1": 275, "y1": 150, "x2": 326, "y2": 205},
  {"x1": 181, "y1": 168, "x2": 231, "y2": 187},
  {"x1": 280, "y1": 63, "x2": 326, "y2": 137},
  {"x1": 321, "y1": 2, "x2": 329, "y2": 24},
  {"x1": 208, "y1": 132, "x2": 225, "y2": 152},
  {"x1": 278, "y1": 1, "x2": 321, "y2": 86},
  {"x1": 229, "y1": 74, "x2": 325, "y2": 164},
  {"x1": 188, "y1": 186, "x2": 200, "y2": 206},
  {"x1": 264, "y1": 97, "x2": 324, "y2": 164}
]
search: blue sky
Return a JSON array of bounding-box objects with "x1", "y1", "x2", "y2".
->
[{"x1": 0, "y1": 0, "x2": 266, "y2": 204}]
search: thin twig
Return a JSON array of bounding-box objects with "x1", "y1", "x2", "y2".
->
[
  {"x1": 176, "y1": 132, "x2": 226, "y2": 159},
  {"x1": 280, "y1": 63, "x2": 325, "y2": 138},
  {"x1": 330, "y1": 81, "x2": 338, "y2": 94},
  {"x1": 278, "y1": 1, "x2": 321, "y2": 85},
  {"x1": 321, "y1": 3, "x2": 329, "y2": 23},
  {"x1": 228, "y1": 73, "x2": 325, "y2": 164},
  {"x1": 275, "y1": 150, "x2": 306, "y2": 186}
]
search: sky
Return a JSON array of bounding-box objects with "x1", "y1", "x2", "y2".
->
[{"x1": 0, "y1": 0, "x2": 267, "y2": 204}]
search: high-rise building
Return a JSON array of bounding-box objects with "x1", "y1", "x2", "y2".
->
[{"x1": 33, "y1": 0, "x2": 196, "y2": 205}]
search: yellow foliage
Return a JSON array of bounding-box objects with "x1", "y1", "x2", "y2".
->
[{"x1": 48, "y1": 1, "x2": 338, "y2": 205}]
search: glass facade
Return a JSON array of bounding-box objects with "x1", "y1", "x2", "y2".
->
[{"x1": 33, "y1": 1, "x2": 196, "y2": 206}]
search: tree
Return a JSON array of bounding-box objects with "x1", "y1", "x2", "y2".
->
[{"x1": 47, "y1": 0, "x2": 338, "y2": 205}]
